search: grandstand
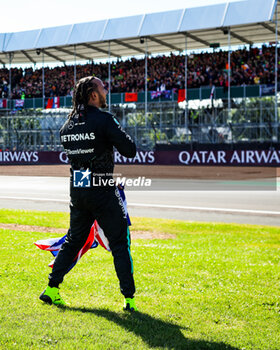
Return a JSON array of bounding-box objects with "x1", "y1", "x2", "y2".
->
[
  {"x1": 1, "y1": 46, "x2": 279, "y2": 97},
  {"x1": 0, "y1": 0, "x2": 279, "y2": 153}
]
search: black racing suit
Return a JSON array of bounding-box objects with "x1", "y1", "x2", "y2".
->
[{"x1": 49, "y1": 105, "x2": 136, "y2": 298}]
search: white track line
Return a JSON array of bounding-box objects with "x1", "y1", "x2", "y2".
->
[
  {"x1": 0, "y1": 196, "x2": 279, "y2": 216},
  {"x1": 128, "y1": 203, "x2": 280, "y2": 216}
]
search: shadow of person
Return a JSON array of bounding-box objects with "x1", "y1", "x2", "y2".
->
[{"x1": 65, "y1": 306, "x2": 240, "y2": 350}]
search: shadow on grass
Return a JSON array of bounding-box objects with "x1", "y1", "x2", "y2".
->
[{"x1": 65, "y1": 306, "x2": 240, "y2": 350}]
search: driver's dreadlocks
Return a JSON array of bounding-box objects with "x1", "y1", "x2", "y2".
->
[{"x1": 69, "y1": 76, "x2": 98, "y2": 119}]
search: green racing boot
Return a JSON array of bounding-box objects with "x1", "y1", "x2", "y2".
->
[
  {"x1": 123, "y1": 297, "x2": 138, "y2": 312},
  {"x1": 39, "y1": 286, "x2": 66, "y2": 306}
]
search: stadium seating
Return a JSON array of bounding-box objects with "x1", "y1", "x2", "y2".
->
[{"x1": 0, "y1": 44, "x2": 277, "y2": 99}]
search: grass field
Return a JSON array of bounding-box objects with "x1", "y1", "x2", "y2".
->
[{"x1": 0, "y1": 209, "x2": 279, "y2": 350}]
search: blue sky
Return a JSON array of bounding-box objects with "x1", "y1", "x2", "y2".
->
[{"x1": 2, "y1": 0, "x2": 242, "y2": 33}]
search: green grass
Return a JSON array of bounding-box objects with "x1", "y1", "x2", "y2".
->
[
  {"x1": 0, "y1": 209, "x2": 69, "y2": 228},
  {"x1": 0, "y1": 209, "x2": 279, "y2": 350}
]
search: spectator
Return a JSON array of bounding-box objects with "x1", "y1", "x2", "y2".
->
[{"x1": 0, "y1": 44, "x2": 279, "y2": 99}]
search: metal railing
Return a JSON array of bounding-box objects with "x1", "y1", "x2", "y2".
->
[
  {"x1": 0, "y1": 84, "x2": 279, "y2": 111},
  {"x1": 0, "y1": 97, "x2": 279, "y2": 151}
]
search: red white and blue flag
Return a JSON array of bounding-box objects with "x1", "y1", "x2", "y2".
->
[
  {"x1": 0, "y1": 99, "x2": 7, "y2": 108},
  {"x1": 15, "y1": 99, "x2": 25, "y2": 108},
  {"x1": 53, "y1": 97, "x2": 60, "y2": 108},
  {"x1": 46, "y1": 97, "x2": 60, "y2": 109},
  {"x1": 34, "y1": 222, "x2": 109, "y2": 272},
  {"x1": 151, "y1": 91, "x2": 161, "y2": 100},
  {"x1": 34, "y1": 185, "x2": 130, "y2": 272}
]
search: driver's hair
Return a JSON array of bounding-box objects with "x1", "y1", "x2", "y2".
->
[{"x1": 69, "y1": 76, "x2": 99, "y2": 119}]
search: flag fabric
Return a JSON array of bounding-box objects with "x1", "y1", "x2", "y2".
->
[
  {"x1": 34, "y1": 185, "x2": 130, "y2": 271},
  {"x1": 125, "y1": 92, "x2": 138, "y2": 102},
  {"x1": 34, "y1": 235, "x2": 68, "y2": 253},
  {"x1": 118, "y1": 184, "x2": 131, "y2": 225},
  {"x1": 151, "y1": 90, "x2": 171, "y2": 100},
  {"x1": 46, "y1": 98, "x2": 53, "y2": 109},
  {"x1": 260, "y1": 84, "x2": 275, "y2": 96},
  {"x1": 46, "y1": 97, "x2": 60, "y2": 109},
  {"x1": 15, "y1": 99, "x2": 24, "y2": 108},
  {"x1": 35, "y1": 226, "x2": 100, "y2": 270},
  {"x1": 0, "y1": 99, "x2": 7, "y2": 108},
  {"x1": 91, "y1": 221, "x2": 110, "y2": 251},
  {"x1": 151, "y1": 91, "x2": 161, "y2": 100},
  {"x1": 53, "y1": 96, "x2": 60, "y2": 108},
  {"x1": 163, "y1": 90, "x2": 171, "y2": 99},
  {"x1": 177, "y1": 89, "x2": 186, "y2": 103},
  {"x1": 210, "y1": 85, "x2": 215, "y2": 101},
  {"x1": 34, "y1": 218, "x2": 109, "y2": 271}
]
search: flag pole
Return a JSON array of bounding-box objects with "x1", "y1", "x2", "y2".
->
[
  {"x1": 275, "y1": 0, "x2": 278, "y2": 142},
  {"x1": 145, "y1": 37, "x2": 148, "y2": 126},
  {"x1": 185, "y1": 34, "x2": 188, "y2": 142},
  {"x1": 8, "y1": 52, "x2": 12, "y2": 110},
  {"x1": 228, "y1": 28, "x2": 231, "y2": 120},
  {"x1": 42, "y1": 50, "x2": 45, "y2": 109},
  {"x1": 108, "y1": 41, "x2": 111, "y2": 112},
  {"x1": 74, "y1": 44, "x2": 77, "y2": 87}
]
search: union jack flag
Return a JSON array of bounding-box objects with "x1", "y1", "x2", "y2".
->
[{"x1": 34, "y1": 185, "x2": 130, "y2": 272}]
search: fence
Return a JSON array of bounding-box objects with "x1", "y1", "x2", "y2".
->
[
  {"x1": 0, "y1": 95, "x2": 279, "y2": 152},
  {"x1": 0, "y1": 84, "x2": 279, "y2": 110}
]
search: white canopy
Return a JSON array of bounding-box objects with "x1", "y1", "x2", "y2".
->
[{"x1": 0, "y1": 0, "x2": 277, "y2": 64}]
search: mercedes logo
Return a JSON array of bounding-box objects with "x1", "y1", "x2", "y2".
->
[{"x1": 68, "y1": 120, "x2": 74, "y2": 130}]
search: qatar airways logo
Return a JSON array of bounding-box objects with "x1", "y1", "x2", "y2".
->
[
  {"x1": 61, "y1": 132, "x2": 95, "y2": 143},
  {"x1": 115, "y1": 151, "x2": 155, "y2": 164},
  {"x1": 179, "y1": 151, "x2": 227, "y2": 165},
  {"x1": 0, "y1": 151, "x2": 39, "y2": 163},
  {"x1": 179, "y1": 150, "x2": 280, "y2": 165}
]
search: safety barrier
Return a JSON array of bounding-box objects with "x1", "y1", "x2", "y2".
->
[{"x1": 0, "y1": 84, "x2": 276, "y2": 110}]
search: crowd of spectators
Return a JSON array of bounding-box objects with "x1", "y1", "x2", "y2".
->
[{"x1": 0, "y1": 44, "x2": 277, "y2": 99}]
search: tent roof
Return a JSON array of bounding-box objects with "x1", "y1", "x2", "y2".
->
[{"x1": 0, "y1": 0, "x2": 277, "y2": 65}]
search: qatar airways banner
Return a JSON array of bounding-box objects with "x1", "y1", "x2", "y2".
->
[{"x1": 0, "y1": 150, "x2": 279, "y2": 166}]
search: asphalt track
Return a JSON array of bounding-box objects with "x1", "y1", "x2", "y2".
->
[{"x1": 0, "y1": 175, "x2": 279, "y2": 226}]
